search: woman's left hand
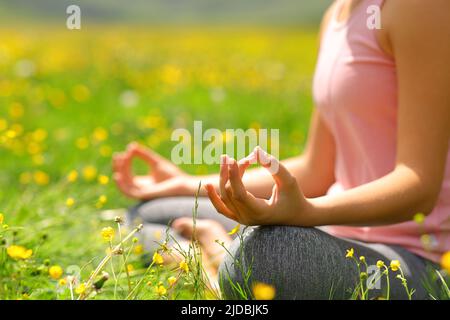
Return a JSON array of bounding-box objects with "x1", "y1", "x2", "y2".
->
[{"x1": 205, "y1": 147, "x2": 314, "y2": 226}]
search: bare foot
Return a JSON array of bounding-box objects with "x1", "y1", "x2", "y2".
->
[{"x1": 172, "y1": 218, "x2": 233, "y2": 273}]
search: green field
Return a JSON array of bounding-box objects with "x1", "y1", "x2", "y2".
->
[{"x1": 0, "y1": 26, "x2": 318, "y2": 299}]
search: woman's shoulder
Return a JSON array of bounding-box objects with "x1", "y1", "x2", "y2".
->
[
  {"x1": 383, "y1": 0, "x2": 450, "y2": 35},
  {"x1": 382, "y1": 0, "x2": 450, "y2": 53}
]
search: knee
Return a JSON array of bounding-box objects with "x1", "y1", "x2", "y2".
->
[
  {"x1": 218, "y1": 226, "x2": 325, "y2": 299},
  {"x1": 127, "y1": 198, "x2": 175, "y2": 226}
]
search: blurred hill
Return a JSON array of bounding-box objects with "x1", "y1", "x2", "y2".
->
[{"x1": 0, "y1": 0, "x2": 333, "y2": 26}]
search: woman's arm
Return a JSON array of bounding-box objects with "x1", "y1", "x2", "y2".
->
[
  {"x1": 191, "y1": 111, "x2": 336, "y2": 199},
  {"x1": 306, "y1": 0, "x2": 450, "y2": 226},
  {"x1": 205, "y1": 1, "x2": 450, "y2": 227}
]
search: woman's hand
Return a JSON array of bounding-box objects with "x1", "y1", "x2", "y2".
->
[
  {"x1": 112, "y1": 143, "x2": 191, "y2": 200},
  {"x1": 205, "y1": 147, "x2": 314, "y2": 226}
]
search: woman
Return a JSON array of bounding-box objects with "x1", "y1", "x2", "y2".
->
[{"x1": 113, "y1": 0, "x2": 450, "y2": 299}]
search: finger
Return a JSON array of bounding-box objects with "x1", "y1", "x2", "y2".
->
[
  {"x1": 224, "y1": 186, "x2": 271, "y2": 225},
  {"x1": 205, "y1": 184, "x2": 239, "y2": 221},
  {"x1": 219, "y1": 154, "x2": 243, "y2": 218},
  {"x1": 228, "y1": 158, "x2": 247, "y2": 202},
  {"x1": 115, "y1": 154, "x2": 134, "y2": 185},
  {"x1": 127, "y1": 143, "x2": 159, "y2": 167},
  {"x1": 237, "y1": 157, "x2": 252, "y2": 178},
  {"x1": 121, "y1": 151, "x2": 135, "y2": 183},
  {"x1": 112, "y1": 153, "x2": 122, "y2": 173},
  {"x1": 238, "y1": 149, "x2": 257, "y2": 166},
  {"x1": 219, "y1": 154, "x2": 230, "y2": 200},
  {"x1": 255, "y1": 146, "x2": 296, "y2": 191},
  {"x1": 220, "y1": 156, "x2": 241, "y2": 216},
  {"x1": 113, "y1": 173, "x2": 139, "y2": 198}
]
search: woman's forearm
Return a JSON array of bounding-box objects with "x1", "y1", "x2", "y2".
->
[{"x1": 304, "y1": 165, "x2": 440, "y2": 227}]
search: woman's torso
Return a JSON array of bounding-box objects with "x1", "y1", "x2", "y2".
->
[{"x1": 313, "y1": 0, "x2": 450, "y2": 263}]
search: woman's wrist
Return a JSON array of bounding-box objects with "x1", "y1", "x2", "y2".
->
[{"x1": 292, "y1": 198, "x2": 325, "y2": 227}]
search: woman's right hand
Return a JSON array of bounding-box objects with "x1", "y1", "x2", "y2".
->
[{"x1": 112, "y1": 143, "x2": 192, "y2": 200}]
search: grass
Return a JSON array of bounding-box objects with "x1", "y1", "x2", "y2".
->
[{"x1": 0, "y1": 25, "x2": 316, "y2": 300}]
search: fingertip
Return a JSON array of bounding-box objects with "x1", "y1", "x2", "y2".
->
[
  {"x1": 127, "y1": 142, "x2": 138, "y2": 150},
  {"x1": 113, "y1": 152, "x2": 123, "y2": 159},
  {"x1": 227, "y1": 157, "x2": 236, "y2": 167},
  {"x1": 220, "y1": 154, "x2": 230, "y2": 166},
  {"x1": 256, "y1": 147, "x2": 272, "y2": 167}
]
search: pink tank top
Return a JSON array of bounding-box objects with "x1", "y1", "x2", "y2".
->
[{"x1": 313, "y1": 0, "x2": 450, "y2": 263}]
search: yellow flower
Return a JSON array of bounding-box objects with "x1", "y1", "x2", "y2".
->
[
  {"x1": 161, "y1": 64, "x2": 182, "y2": 85},
  {"x1": 32, "y1": 128, "x2": 48, "y2": 142},
  {"x1": 153, "y1": 252, "x2": 164, "y2": 265},
  {"x1": 98, "y1": 175, "x2": 109, "y2": 185},
  {"x1": 92, "y1": 127, "x2": 108, "y2": 142},
  {"x1": 33, "y1": 170, "x2": 50, "y2": 186},
  {"x1": 179, "y1": 260, "x2": 189, "y2": 273},
  {"x1": 127, "y1": 264, "x2": 134, "y2": 273},
  {"x1": 156, "y1": 285, "x2": 167, "y2": 296},
  {"x1": 101, "y1": 227, "x2": 115, "y2": 242},
  {"x1": 413, "y1": 213, "x2": 426, "y2": 224},
  {"x1": 66, "y1": 197, "x2": 75, "y2": 207},
  {"x1": 441, "y1": 251, "x2": 450, "y2": 273},
  {"x1": 58, "y1": 278, "x2": 67, "y2": 286},
  {"x1": 7, "y1": 245, "x2": 33, "y2": 260},
  {"x1": 0, "y1": 118, "x2": 7, "y2": 131},
  {"x1": 0, "y1": 213, "x2": 4, "y2": 224},
  {"x1": 377, "y1": 260, "x2": 385, "y2": 269},
  {"x1": 97, "y1": 194, "x2": 108, "y2": 207},
  {"x1": 5, "y1": 129, "x2": 17, "y2": 139},
  {"x1": 345, "y1": 248, "x2": 354, "y2": 259},
  {"x1": 75, "y1": 137, "x2": 89, "y2": 150},
  {"x1": 49, "y1": 265, "x2": 63, "y2": 279},
  {"x1": 67, "y1": 170, "x2": 78, "y2": 183},
  {"x1": 228, "y1": 224, "x2": 240, "y2": 236},
  {"x1": 168, "y1": 276, "x2": 177, "y2": 287},
  {"x1": 252, "y1": 282, "x2": 276, "y2": 300},
  {"x1": 82, "y1": 165, "x2": 97, "y2": 181},
  {"x1": 75, "y1": 283, "x2": 86, "y2": 295},
  {"x1": 134, "y1": 244, "x2": 144, "y2": 255},
  {"x1": 390, "y1": 260, "x2": 401, "y2": 272},
  {"x1": 359, "y1": 256, "x2": 366, "y2": 263}
]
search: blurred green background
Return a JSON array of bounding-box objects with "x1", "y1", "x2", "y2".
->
[
  {"x1": 0, "y1": 0, "x2": 331, "y2": 25},
  {"x1": 0, "y1": 0, "x2": 332, "y2": 299}
]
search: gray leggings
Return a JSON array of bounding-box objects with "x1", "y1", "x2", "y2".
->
[{"x1": 128, "y1": 197, "x2": 438, "y2": 300}]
